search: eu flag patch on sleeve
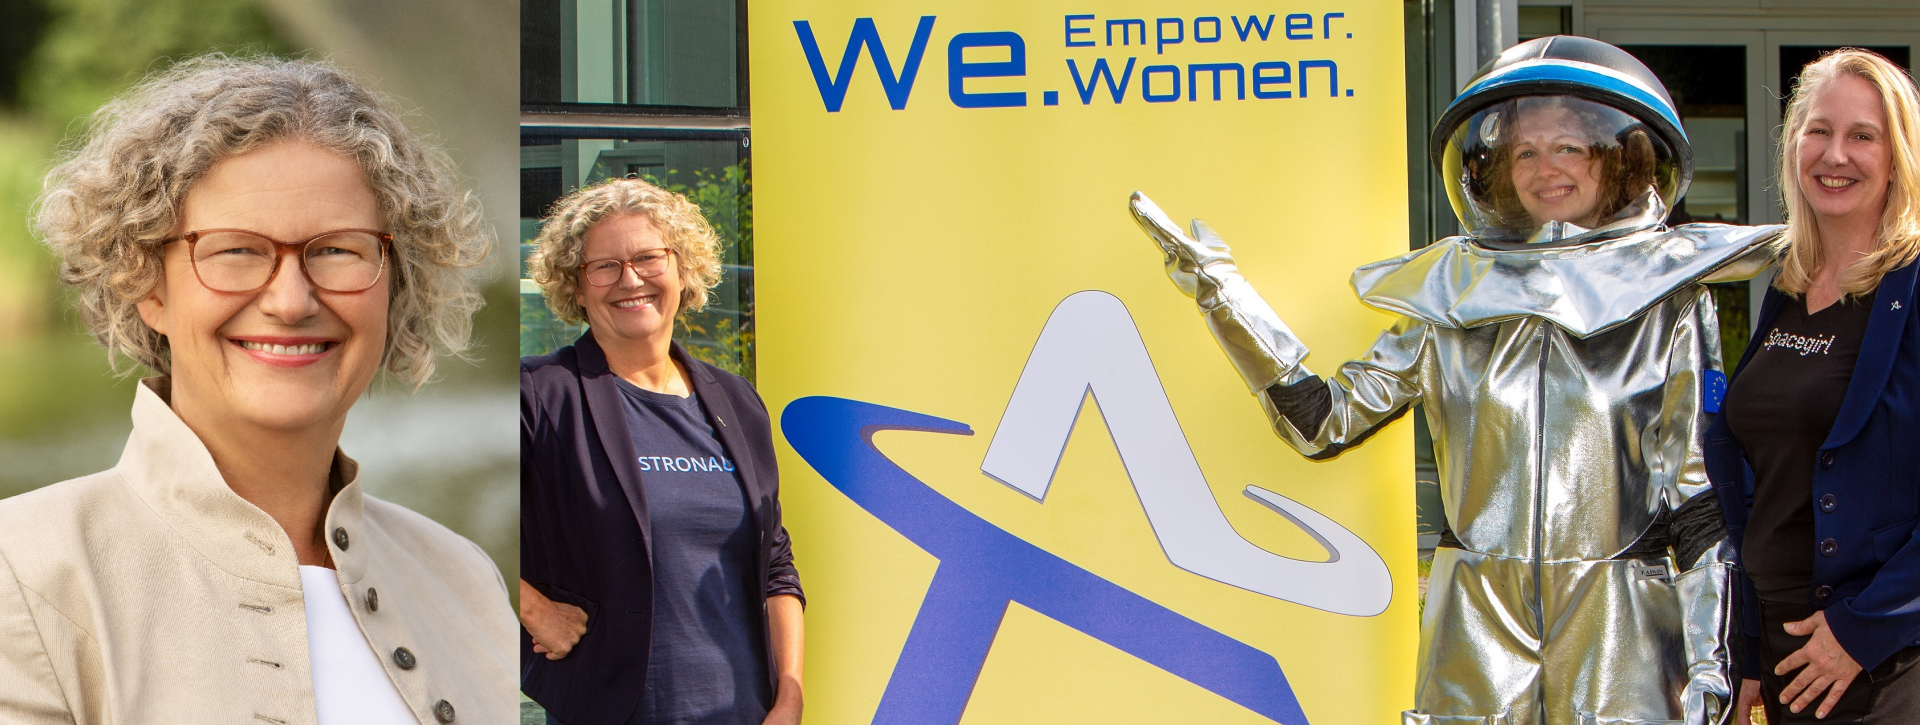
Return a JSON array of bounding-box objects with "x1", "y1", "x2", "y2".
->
[{"x1": 1702, "y1": 369, "x2": 1727, "y2": 414}]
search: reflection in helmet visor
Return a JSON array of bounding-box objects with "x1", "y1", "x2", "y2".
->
[{"x1": 1440, "y1": 95, "x2": 1682, "y2": 242}]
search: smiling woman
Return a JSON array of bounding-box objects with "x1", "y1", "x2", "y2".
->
[
  {"x1": 1711, "y1": 48, "x2": 1920, "y2": 724},
  {"x1": 1443, "y1": 93, "x2": 1674, "y2": 242},
  {"x1": 519, "y1": 177, "x2": 804, "y2": 725},
  {"x1": 144, "y1": 141, "x2": 394, "y2": 465},
  {"x1": 0, "y1": 56, "x2": 515, "y2": 724}
]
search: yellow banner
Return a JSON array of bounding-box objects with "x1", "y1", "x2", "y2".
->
[{"x1": 751, "y1": 2, "x2": 1415, "y2": 722}]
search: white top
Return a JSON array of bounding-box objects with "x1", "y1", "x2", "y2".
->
[{"x1": 301, "y1": 565, "x2": 416, "y2": 724}]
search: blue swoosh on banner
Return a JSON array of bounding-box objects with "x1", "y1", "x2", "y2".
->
[{"x1": 781, "y1": 396, "x2": 1310, "y2": 725}]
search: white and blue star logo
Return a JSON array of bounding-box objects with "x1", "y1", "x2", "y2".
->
[{"x1": 783, "y1": 292, "x2": 1392, "y2": 725}]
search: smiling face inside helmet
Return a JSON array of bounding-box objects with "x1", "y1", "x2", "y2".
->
[{"x1": 1443, "y1": 95, "x2": 1682, "y2": 242}]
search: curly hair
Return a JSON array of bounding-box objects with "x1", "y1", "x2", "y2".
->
[
  {"x1": 525, "y1": 176, "x2": 724, "y2": 325},
  {"x1": 33, "y1": 54, "x2": 491, "y2": 387},
  {"x1": 1775, "y1": 49, "x2": 1920, "y2": 299},
  {"x1": 1472, "y1": 96, "x2": 1658, "y2": 235}
]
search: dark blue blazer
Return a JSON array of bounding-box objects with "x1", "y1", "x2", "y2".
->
[
  {"x1": 1706, "y1": 259, "x2": 1920, "y2": 673},
  {"x1": 520, "y1": 331, "x2": 802, "y2": 725}
]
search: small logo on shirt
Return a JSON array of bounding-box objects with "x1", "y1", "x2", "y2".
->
[
  {"x1": 1632, "y1": 562, "x2": 1671, "y2": 582},
  {"x1": 637, "y1": 455, "x2": 736, "y2": 473},
  {"x1": 1761, "y1": 328, "x2": 1836, "y2": 356}
]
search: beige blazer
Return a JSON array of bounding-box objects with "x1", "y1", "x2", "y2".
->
[{"x1": 0, "y1": 380, "x2": 516, "y2": 725}]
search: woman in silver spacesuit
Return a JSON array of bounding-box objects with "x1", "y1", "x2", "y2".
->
[{"x1": 1132, "y1": 37, "x2": 1780, "y2": 725}]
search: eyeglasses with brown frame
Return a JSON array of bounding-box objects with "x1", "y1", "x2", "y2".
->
[
  {"x1": 579, "y1": 248, "x2": 676, "y2": 287},
  {"x1": 161, "y1": 229, "x2": 392, "y2": 294}
]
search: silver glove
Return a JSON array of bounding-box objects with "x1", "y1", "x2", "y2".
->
[
  {"x1": 1677, "y1": 539, "x2": 1739, "y2": 725},
  {"x1": 1129, "y1": 191, "x2": 1314, "y2": 391}
]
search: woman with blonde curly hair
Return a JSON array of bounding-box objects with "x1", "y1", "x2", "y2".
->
[
  {"x1": 0, "y1": 55, "x2": 515, "y2": 724},
  {"x1": 1708, "y1": 48, "x2": 1920, "y2": 723},
  {"x1": 520, "y1": 176, "x2": 804, "y2": 725}
]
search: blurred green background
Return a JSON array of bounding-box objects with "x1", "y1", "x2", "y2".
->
[{"x1": 0, "y1": 0, "x2": 521, "y2": 603}]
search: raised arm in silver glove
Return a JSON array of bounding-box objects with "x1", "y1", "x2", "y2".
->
[
  {"x1": 1129, "y1": 191, "x2": 1426, "y2": 459},
  {"x1": 1129, "y1": 191, "x2": 1312, "y2": 391}
]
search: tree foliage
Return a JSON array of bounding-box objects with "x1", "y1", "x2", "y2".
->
[
  {"x1": 21, "y1": 0, "x2": 289, "y2": 124},
  {"x1": 0, "y1": 0, "x2": 290, "y2": 338}
]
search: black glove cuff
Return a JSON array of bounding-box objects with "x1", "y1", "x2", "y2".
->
[
  {"x1": 1265, "y1": 376, "x2": 1332, "y2": 439},
  {"x1": 1671, "y1": 491, "x2": 1730, "y2": 571}
]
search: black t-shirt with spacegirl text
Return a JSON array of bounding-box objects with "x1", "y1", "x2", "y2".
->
[{"x1": 1725, "y1": 289, "x2": 1876, "y2": 604}]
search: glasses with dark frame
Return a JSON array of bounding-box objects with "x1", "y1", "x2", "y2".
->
[
  {"x1": 162, "y1": 229, "x2": 392, "y2": 294},
  {"x1": 579, "y1": 248, "x2": 676, "y2": 287}
]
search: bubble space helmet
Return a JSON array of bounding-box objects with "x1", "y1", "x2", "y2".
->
[{"x1": 1431, "y1": 36, "x2": 1693, "y2": 242}]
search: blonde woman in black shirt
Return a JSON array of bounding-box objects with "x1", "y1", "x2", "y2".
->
[{"x1": 1707, "y1": 49, "x2": 1920, "y2": 724}]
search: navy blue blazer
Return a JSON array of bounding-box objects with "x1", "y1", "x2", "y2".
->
[
  {"x1": 1706, "y1": 259, "x2": 1920, "y2": 673},
  {"x1": 520, "y1": 331, "x2": 802, "y2": 725}
]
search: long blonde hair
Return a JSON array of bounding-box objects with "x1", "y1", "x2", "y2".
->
[{"x1": 1774, "y1": 49, "x2": 1920, "y2": 297}]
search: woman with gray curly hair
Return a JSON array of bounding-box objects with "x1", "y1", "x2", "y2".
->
[
  {"x1": 520, "y1": 176, "x2": 804, "y2": 725},
  {"x1": 0, "y1": 55, "x2": 515, "y2": 724}
]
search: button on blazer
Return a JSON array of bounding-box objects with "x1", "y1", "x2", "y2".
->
[{"x1": 0, "y1": 379, "x2": 517, "y2": 724}]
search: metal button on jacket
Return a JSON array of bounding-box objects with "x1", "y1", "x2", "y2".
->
[
  {"x1": 1820, "y1": 538, "x2": 1839, "y2": 557},
  {"x1": 1821, "y1": 451, "x2": 1837, "y2": 469},
  {"x1": 1819, "y1": 494, "x2": 1838, "y2": 513},
  {"x1": 393, "y1": 647, "x2": 416, "y2": 669},
  {"x1": 332, "y1": 527, "x2": 350, "y2": 550},
  {"x1": 1816, "y1": 585, "x2": 1834, "y2": 599},
  {"x1": 366, "y1": 587, "x2": 379, "y2": 612},
  {"x1": 434, "y1": 700, "x2": 456, "y2": 723}
]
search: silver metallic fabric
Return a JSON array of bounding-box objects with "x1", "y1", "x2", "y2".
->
[
  {"x1": 1134, "y1": 196, "x2": 1312, "y2": 391},
  {"x1": 1131, "y1": 191, "x2": 1781, "y2": 725},
  {"x1": 1352, "y1": 206, "x2": 1784, "y2": 339},
  {"x1": 1676, "y1": 540, "x2": 1738, "y2": 725}
]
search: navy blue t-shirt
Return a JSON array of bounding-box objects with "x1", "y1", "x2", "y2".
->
[{"x1": 618, "y1": 379, "x2": 771, "y2": 725}]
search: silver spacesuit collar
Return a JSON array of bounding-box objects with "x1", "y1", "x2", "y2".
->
[{"x1": 1350, "y1": 215, "x2": 1783, "y2": 338}]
